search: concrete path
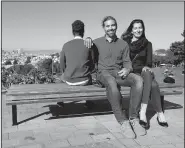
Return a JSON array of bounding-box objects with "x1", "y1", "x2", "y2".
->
[{"x1": 2, "y1": 88, "x2": 184, "y2": 148}]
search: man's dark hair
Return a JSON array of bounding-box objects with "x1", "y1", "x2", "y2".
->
[
  {"x1": 72, "y1": 20, "x2": 84, "y2": 37},
  {"x1": 102, "y1": 16, "x2": 117, "y2": 28}
]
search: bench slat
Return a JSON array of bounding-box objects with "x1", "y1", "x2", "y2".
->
[
  {"x1": 6, "y1": 84, "x2": 183, "y2": 96},
  {"x1": 6, "y1": 88, "x2": 182, "y2": 101},
  {"x1": 6, "y1": 90, "x2": 182, "y2": 105},
  {"x1": 7, "y1": 83, "x2": 182, "y2": 95}
]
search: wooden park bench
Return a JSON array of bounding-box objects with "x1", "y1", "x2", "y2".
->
[{"x1": 5, "y1": 83, "x2": 183, "y2": 126}]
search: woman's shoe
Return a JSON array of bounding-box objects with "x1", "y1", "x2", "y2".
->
[
  {"x1": 139, "y1": 119, "x2": 148, "y2": 128},
  {"x1": 157, "y1": 117, "x2": 168, "y2": 127}
]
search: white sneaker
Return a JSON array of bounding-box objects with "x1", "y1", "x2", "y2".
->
[
  {"x1": 129, "y1": 118, "x2": 147, "y2": 137},
  {"x1": 120, "y1": 120, "x2": 136, "y2": 139}
]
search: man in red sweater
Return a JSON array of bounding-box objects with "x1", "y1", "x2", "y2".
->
[
  {"x1": 58, "y1": 20, "x2": 95, "y2": 108},
  {"x1": 60, "y1": 20, "x2": 95, "y2": 84}
]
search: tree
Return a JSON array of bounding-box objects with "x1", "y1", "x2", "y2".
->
[
  {"x1": 37, "y1": 58, "x2": 52, "y2": 73},
  {"x1": 155, "y1": 49, "x2": 166, "y2": 54},
  {"x1": 7, "y1": 64, "x2": 34, "y2": 75},
  {"x1": 4, "y1": 60, "x2": 12, "y2": 65},
  {"x1": 169, "y1": 41, "x2": 184, "y2": 65},
  {"x1": 22, "y1": 64, "x2": 35, "y2": 75},
  {"x1": 165, "y1": 49, "x2": 176, "y2": 64},
  {"x1": 153, "y1": 54, "x2": 169, "y2": 66},
  {"x1": 13, "y1": 59, "x2": 18, "y2": 65},
  {"x1": 169, "y1": 32, "x2": 184, "y2": 65},
  {"x1": 25, "y1": 56, "x2": 31, "y2": 64},
  {"x1": 53, "y1": 61, "x2": 60, "y2": 73},
  {"x1": 51, "y1": 52, "x2": 60, "y2": 58}
]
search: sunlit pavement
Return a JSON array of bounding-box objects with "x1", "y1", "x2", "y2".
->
[{"x1": 1, "y1": 87, "x2": 184, "y2": 148}]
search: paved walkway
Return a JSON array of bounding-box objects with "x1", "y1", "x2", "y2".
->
[{"x1": 2, "y1": 88, "x2": 184, "y2": 148}]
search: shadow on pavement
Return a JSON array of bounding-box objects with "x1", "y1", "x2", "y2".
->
[
  {"x1": 45, "y1": 100, "x2": 113, "y2": 120},
  {"x1": 45, "y1": 99, "x2": 183, "y2": 121},
  {"x1": 13, "y1": 99, "x2": 183, "y2": 125},
  {"x1": 145, "y1": 100, "x2": 183, "y2": 129},
  {"x1": 16, "y1": 111, "x2": 51, "y2": 125}
]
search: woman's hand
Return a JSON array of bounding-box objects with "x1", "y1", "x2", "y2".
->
[
  {"x1": 84, "y1": 37, "x2": 93, "y2": 49},
  {"x1": 142, "y1": 66, "x2": 153, "y2": 73}
]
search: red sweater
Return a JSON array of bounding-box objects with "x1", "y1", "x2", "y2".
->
[{"x1": 60, "y1": 39, "x2": 94, "y2": 83}]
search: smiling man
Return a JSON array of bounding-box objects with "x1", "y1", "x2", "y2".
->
[{"x1": 85, "y1": 16, "x2": 146, "y2": 139}]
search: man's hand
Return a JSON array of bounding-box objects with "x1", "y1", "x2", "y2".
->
[
  {"x1": 118, "y1": 68, "x2": 130, "y2": 79},
  {"x1": 142, "y1": 66, "x2": 153, "y2": 73},
  {"x1": 84, "y1": 37, "x2": 93, "y2": 49}
]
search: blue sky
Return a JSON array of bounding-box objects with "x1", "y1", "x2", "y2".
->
[{"x1": 2, "y1": 2, "x2": 184, "y2": 51}]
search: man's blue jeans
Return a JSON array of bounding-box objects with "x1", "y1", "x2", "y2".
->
[{"x1": 97, "y1": 69, "x2": 143, "y2": 124}]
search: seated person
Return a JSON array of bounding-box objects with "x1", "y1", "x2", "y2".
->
[{"x1": 57, "y1": 20, "x2": 95, "y2": 108}]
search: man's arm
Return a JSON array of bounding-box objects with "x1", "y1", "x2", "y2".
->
[
  {"x1": 118, "y1": 43, "x2": 133, "y2": 78},
  {"x1": 122, "y1": 43, "x2": 133, "y2": 72},
  {"x1": 60, "y1": 46, "x2": 66, "y2": 74}
]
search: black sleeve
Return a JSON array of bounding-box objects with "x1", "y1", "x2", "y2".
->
[
  {"x1": 89, "y1": 44, "x2": 99, "y2": 73},
  {"x1": 146, "y1": 42, "x2": 153, "y2": 68}
]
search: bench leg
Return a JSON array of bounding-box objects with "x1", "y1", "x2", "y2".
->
[
  {"x1": 160, "y1": 96, "x2": 165, "y2": 113},
  {"x1": 12, "y1": 105, "x2": 18, "y2": 126}
]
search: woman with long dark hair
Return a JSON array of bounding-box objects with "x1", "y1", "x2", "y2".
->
[{"x1": 121, "y1": 19, "x2": 168, "y2": 128}]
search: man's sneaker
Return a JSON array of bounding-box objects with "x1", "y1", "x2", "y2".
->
[
  {"x1": 129, "y1": 118, "x2": 147, "y2": 137},
  {"x1": 120, "y1": 120, "x2": 136, "y2": 139}
]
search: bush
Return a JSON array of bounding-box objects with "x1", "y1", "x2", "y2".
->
[
  {"x1": 28, "y1": 68, "x2": 56, "y2": 84},
  {"x1": 37, "y1": 58, "x2": 52, "y2": 73},
  {"x1": 13, "y1": 59, "x2": 18, "y2": 65},
  {"x1": 53, "y1": 61, "x2": 61, "y2": 73},
  {"x1": 2, "y1": 60, "x2": 57, "y2": 88},
  {"x1": 22, "y1": 64, "x2": 35, "y2": 75},
  {"x1": 7, "y1": 64, "x2": 34, "y2": 75},
  {"x1": 25, "y1": 56, "x2": 31, "y2": 64},
  {"x1": 4, "y1": 60, "x2": 12, "y2": 65}
]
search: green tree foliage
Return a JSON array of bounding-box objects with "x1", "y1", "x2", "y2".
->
[
  {"x1": 2, "y1": 64, "x2": 57, "y2": 88},
  {"x1": 22, "y1": 64, "x2": 35, "y2": 75},
  {"x1": 53, "y1": 61, "x2": 61, "y2": 74},
  {"x1": 165, "y1": 49, "x2": 176, "y2": 64},
  {"x1": 51, "y1": 52, "x2": 60, "y2": 58},
  {"x1": 163, "y1": 31, "x2": 185, "y2": 66},
  {"x1": 153, "y1": 54, "x2": 167, "y2": 66},
  {"x1": 13, "y1": 59, "x2": 18, "y2": 65},
  {"x1": 169, "y1": 41, "x2": 184, "y2": 65},
  {"x1": 25, "y1": 56, "x2": 31, "y2": 64},
  {"x1": 4, "y1": 60, "x2": 12, "y2": 65},
  {"x1": 27, "y1": 68, "x2": 56, "y2": 84},
  {"x1": 7, "y1": 64, "x2": 34, "y2": 75},
  {"x1": 37, "y1": 58, "x2": 52, "y2": 73},
  {"x1": 155, "y1": 49, "x2": 166, "y2": 54}
]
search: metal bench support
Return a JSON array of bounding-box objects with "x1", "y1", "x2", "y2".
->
[
  {"x1": 12, "y1": 105, "x2": 18, "y2": 126},
  {"x1": 160, "y1": 96, "x2": 164, "y2": 112}
]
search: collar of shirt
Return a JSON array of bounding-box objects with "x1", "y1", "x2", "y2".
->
[
  {"x1": 74, "y1": 36, "x2": 83, "y2": 39},
  {"x1": 104, "y1": 35, "x2": 118, "y2": 43}
]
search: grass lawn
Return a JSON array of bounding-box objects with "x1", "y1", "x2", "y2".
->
[{"x1": 152, "y1": 66, "x2": 184, "y2": 86}]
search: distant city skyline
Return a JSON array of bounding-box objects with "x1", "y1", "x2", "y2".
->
[{"x1": 2, "y1": 2, "x2": 184, "y2": 51}]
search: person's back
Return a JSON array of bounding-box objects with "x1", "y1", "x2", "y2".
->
[
  {"x1": 60, "y1": 20, "x2": 94, "y2": 85},
  {"x1": 58, "y1": 20, "x2": 95, "y2": 108},
  {"x1": 62, "y1": 38, "x2": 92, "y2": 83}
]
